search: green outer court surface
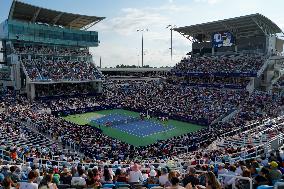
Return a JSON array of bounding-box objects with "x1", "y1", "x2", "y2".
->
[{"x1": 62, "y1": 109, "x2": 204, "y2": 147}]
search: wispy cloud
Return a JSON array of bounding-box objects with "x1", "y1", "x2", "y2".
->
[
  {"x1": 92, "y1": 0, "x2": 284, "y2": 67},
  {"x1": 194, "y1": 0, "x2": 224, "y2": 4},
  {"x1": 91, "y1": 3, "x2": 191, "y2": 67},
  {"x1": 95, "y1": 8, "x2": 169, "y2": 36}
]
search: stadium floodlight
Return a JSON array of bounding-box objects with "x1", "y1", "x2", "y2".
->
[
  {"x1": 137, "y1": 28, "x2": 149, "y2": 67},
  {"x1": 167, "y1": 25, "x2": 177, "y2": 60}
]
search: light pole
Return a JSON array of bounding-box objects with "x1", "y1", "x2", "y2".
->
[
  {"x1": 166, "y1": 25, "x2": 176, "y2": 60},
  {"x1": 137, "y1": 29, "x2": 148, "y2": 67}
]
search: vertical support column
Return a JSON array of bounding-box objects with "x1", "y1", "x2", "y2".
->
[
  {"x1": 30, "y1": 83, "x2": 35, "y2": 100},
  {"x1": 96, "y1": 81, "x2": 102, "y2": 93},
  {"x1": 26, "y1": 83, "x2": 35, "y2": 101},
  {"x1": 212, "y1": 47, "x2": 214, "y2": 55},
  {"x1": 142, "y1": 34, "x2": 144, "y2": 67},
  {"x1": 91, "y1": 81, "x2": 103, "y2": 94},
  {"x1": 10, "y1": 55, "x2": 22, "y2": 90},
  {"x1": 170, "y1": 28, "x2": 173, "y2": 60}
]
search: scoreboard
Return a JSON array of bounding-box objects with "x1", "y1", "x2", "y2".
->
[{"x1": 212, "y1": 32, "x2": 234, "y2": 48}]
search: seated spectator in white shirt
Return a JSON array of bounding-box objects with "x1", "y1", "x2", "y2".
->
[
  {"x1": 128, "y1": 164, "x2": 143, "y2": 184},
  {"x1": 159, "y1": 168, "x2": 169, "y2": 186},
  {"x1": 223, "y1": 165, "x2": 237, "y2": 187},
  {"x1": 71, "y1": 169, "x2": 86, "y2": 186},
  {"x1": 19, "y1": 170, "x2": 38, "y2": 189}
]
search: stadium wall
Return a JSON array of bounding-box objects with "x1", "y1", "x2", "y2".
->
[
  {"x1": 276, "y1": 38, "x2": 284, "y2": 53},
  {"x1": 268, "y1": 36, "x2": 277, "y2": 54},
  {"x1": 237, "y1": 35, "x2": 266, "y2": 53},
  {"x1": 6, "y1": 20, "x2": 99, "y2": 47},
  {"x1": 0, "y1": 20, "x2": 8, "y2": 40}
]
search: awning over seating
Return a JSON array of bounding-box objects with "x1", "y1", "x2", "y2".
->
[
  {"x1": 174, "y1": 13, "x2": 283, "y2": 39},
  {"x1": 8, "y1": 0, "x2": 105, "y2": 30}
]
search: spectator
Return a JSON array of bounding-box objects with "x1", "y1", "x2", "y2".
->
[
  {"x1": 128, "y1": 164, "x2": 143, "y2": 184},
  {"x1": 19, "y1": 170, "x2": 39, "y2": 189},
  {"x1": 166, "y1": 177, "x2": 184, "y2": 189},
  {"x1": 115, "y1": 168, "x2": 128, "y2": 183},
  {"x1": 254, "y1": 167, "x2": 271, "y2": 188},
  {"x1": 60, "y1": 168, "x2": 72, "y2": 185},
  {"x1": 146, "y1": 170, "x2": 159, "y2": 185},
  {"x1": 165, "y1": 170, "x2": 180, "y2": 187},
  {"x1": 235, "y1": 169, "x2": 251, "y2": 189},
  {"x1": 71, "y1": 169, "x2": 86, "y2": 186},
  {"x1": 2, "y1": 177, "x2": 14, "y2": 189},
  {"x1": 159, "y1": 168, "x2": 169, "y2": 186},
  {"x1": 101, "y1": 167, "x2": 113, "y2": 184},
  {"x1": 182, "y1": 167, "x2": 199, "y2": 188},
  {"x1": 85, "y1": 170, "x2": 96, "y2": 187},
  {"x1": 205, "y1": 171, "x2": 221, "y2": 189},
  {"x1": 268, "y1": 161, "x2": 282, "y2": 182},
  {"x1": 40, "y1": 174, "x2": 58, "y2": 189},
  {"x1": 223, "y1": 165, "x2": 237, "y2": 187},
  {"x1": 7, "y1": 166, "x2": 20, "y2": 185}
]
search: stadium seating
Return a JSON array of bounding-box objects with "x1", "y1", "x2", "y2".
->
[
  {"x1": 168, "y1": 76, "x2": 250, "y2": 89},
  {"x1": 274, "y1": 76, "x2": 284, "y2": 87},
  {"x1": 0, "y1": 78, "x2": 282, "y2": 189},
  {"x1": 13, "y1": 45, "x2": 102, "y2": 82},
  {"x1": 13, "y1": 46, "x2": 91, "y2": 57},
  {"x1": 21, "y1": 59, "x2": 102, "y2": 82},
  {"x1": 0, "y1": 46, "x2": 282, "y2": 189},
  {"x1": 172, "y1": 53, "x2": 267, "y2": 77},
  {"x1": 102, "y1": 80, "x2": 248, "y2": 125}
]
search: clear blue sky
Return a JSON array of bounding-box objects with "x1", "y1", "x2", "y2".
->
[{"x1": 0, "y1": 0, "x2": 283, "y2": 67}]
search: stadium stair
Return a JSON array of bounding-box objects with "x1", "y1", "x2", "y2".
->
[{"x1": 24, "y1": 122, "x2": 85, "y2": 160}]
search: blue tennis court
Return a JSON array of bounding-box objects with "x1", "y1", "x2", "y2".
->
[
  {"x1": 91, "y1": 114, "x2": 175, "y2": 137},
  {"x1": 91, "y1": 114, "x2": 139, "y2": 125}
]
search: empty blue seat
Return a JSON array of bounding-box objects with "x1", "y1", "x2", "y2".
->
[
  {"x1": 116, "y1": 182, "x2": 130, "y2": 188},
  {"x1": 257, "y1": 185, "x2": 273, "y2": 189},
  {"x1": 147, "y1": 184, "x2": 160, "y2": 189},
  {"x1": 102, "y1": 184, "x2": 115, "y2": 189}
]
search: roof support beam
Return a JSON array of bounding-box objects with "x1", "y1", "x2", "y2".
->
[
  {"x1": 68, "y1": 16, "x2": 84, "y2": 28},
  {"x1": 196, "y1": 26, "x2": 206, "y2": 35},
  {"x1": 52, "y1": 12, "x2": 64, "y2": 25},
  {"x1": 31, "y1": 8, "x2": 41, "y2": 23},
  {"x1": 220, "y1": 22, "x2": 236, "y2": 34},
  {"x1": 174, "y1": 14, "x2": 282, "y2": 40},
  {"x1": 8, "y1": 0, "x2": 16, "y2": 20},
  {"x1": 82, "y1": 19, "x2": 101, "y2": 30},
  {"x1": 8, "y1": 1, "x2": 105, "y2": 29},
  {"x1": 251, "y1": 17, "x2": 268, "y2": 35}
]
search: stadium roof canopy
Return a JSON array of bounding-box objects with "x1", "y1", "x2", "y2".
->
[
  {"x1": 8, "y1": 0, "x2": 105, "y2": 30},
  {"x1": 174, "y1": 13, "x2": 283, "y2": 39}
]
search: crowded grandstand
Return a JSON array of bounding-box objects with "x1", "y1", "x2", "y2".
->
[{"x1": 0, "y1": 1, "x2": 284, "y2": 189}]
